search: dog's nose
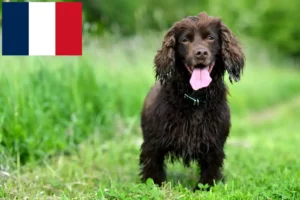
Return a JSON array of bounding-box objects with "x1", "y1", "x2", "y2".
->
[{"x1": 195, "y1": 48, "x2": 208, "y2": 59}]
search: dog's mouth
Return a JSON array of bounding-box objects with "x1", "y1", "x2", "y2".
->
[{"x1": 184, "y1": 62, "x2": 215, "y2": 91}]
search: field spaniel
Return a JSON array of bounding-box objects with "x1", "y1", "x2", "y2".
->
[{"x1": 139, "y1": 12, "x2": 245, "y2": 191}]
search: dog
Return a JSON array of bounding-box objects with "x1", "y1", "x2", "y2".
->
[{"x1": 139, "y1": 12, "x2": 245, "y2": 191}]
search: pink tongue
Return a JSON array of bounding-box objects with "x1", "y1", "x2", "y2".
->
[{"x1": 189, "y1": 68, "x2": 212, "y2": 90}]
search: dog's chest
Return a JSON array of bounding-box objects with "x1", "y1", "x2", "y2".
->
[{"x1": 160, "y1": 107, "x2": 217, "y2": 153}]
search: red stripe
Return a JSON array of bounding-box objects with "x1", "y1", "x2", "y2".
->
[{"x1": 55, "y1": 2, "x2": 82, "y2": 56}]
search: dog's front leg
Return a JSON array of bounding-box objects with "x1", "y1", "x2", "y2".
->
[
  {"x1": 139, "y1": 142, "x2": 166, "y2": 186},
  {"x1": 194, "y1": 149, "x2": 225, "y2": 191}
]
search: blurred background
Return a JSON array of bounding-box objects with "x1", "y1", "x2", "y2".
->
[
  {"x1": 1, "y1": 0, "x2": 300, "y2": 57},
  {"x1": 86, "y1": 0, "x2": 300, "y2": 57},
  {"x1": 0, "y1": 0, "x2": 300, "y2": 199}
]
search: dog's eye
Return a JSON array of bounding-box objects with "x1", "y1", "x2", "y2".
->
[
  {"x1": 181, "y1": 37, "x2": 189, "y2": 43},
  {"x1": 207, "y1": 35, "x2": 214, "y2": 40}
]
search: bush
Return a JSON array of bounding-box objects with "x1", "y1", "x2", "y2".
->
[
  {"x1": 84, "y1": 0, "x2": 300, "y2": 56},
  {"x1": 246, "y1": 1, "x2": 300, "y2": 57}
]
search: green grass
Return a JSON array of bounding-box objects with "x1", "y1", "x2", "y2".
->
[{"x1": 1, "y1": 34, "x2": 300, "y2": 199}]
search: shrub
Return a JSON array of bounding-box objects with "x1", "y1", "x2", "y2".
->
[{"x1": 84, "y1": 0, "x2": 300, "y2": 56}]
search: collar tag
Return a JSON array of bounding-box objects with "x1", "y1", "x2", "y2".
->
[{"x1": 184, "y1": 94, "x2": 200, "y2": 106}]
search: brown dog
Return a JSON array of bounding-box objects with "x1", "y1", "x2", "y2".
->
[{"x1": 139, "y1": 12, "x2": 245, "y2": 190}]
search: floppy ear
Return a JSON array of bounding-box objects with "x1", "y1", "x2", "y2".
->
[
  {"x1": 154, "y1": 29, "x2": 176, "y2": 84},
  {"x1": 220, "y1": 22, "x2": 245, "y2": 83}
]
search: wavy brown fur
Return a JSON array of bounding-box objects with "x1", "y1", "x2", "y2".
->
[{"x1": 139, "y1": 12, "x2": 245, "y2": 191}]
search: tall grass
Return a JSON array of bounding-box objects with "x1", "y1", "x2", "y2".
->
[{"x1": 0, "y1": 34, "x2": 300, "y2": 165}]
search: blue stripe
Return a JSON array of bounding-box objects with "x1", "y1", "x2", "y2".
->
[{"x1": 2, "y1": 2, "x2": 29, "y2": 56}]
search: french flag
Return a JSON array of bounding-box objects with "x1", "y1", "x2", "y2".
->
[{"x1": 2, "y1": 2, "x2": 82, "y2": 56}]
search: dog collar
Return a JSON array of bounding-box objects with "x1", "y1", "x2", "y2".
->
[{"x1": 184, "y1": 93, "x2": 202, "y2": 106}]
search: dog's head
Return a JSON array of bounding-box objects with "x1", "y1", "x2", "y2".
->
[{"x1": 154, "y1": 12, "x2": 245, "y2": 90}]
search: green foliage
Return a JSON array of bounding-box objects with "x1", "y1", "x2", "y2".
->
[
  {"x1": 247, "y1": 0, "x2": 300, "y2": 57},
  {"x1": 83, "y1": 0, "x2": 300, "y2": 56}
]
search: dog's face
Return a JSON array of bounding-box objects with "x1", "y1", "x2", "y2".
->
[
  {"x1": 175, "y1": 19, "x2": 221, "y2": 90},
  {"x1": 176, "y1": 18, "x2": 220, "y2": 74},
  {"x1": 154, "y1": 12, "x2": 245, "y2": 90}
]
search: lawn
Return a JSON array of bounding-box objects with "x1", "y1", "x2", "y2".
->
[{"x1": 0, "y1": 34, "x2": 300, "y2": 199}]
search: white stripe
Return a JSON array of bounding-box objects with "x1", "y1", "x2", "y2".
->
[{"x1": 29, "y1": 2, "x2": 55, "y2": 56}]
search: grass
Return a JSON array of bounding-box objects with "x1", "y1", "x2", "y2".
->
[{"x1": 1, "y1": 34, "x2": 300, "y2": 199}]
